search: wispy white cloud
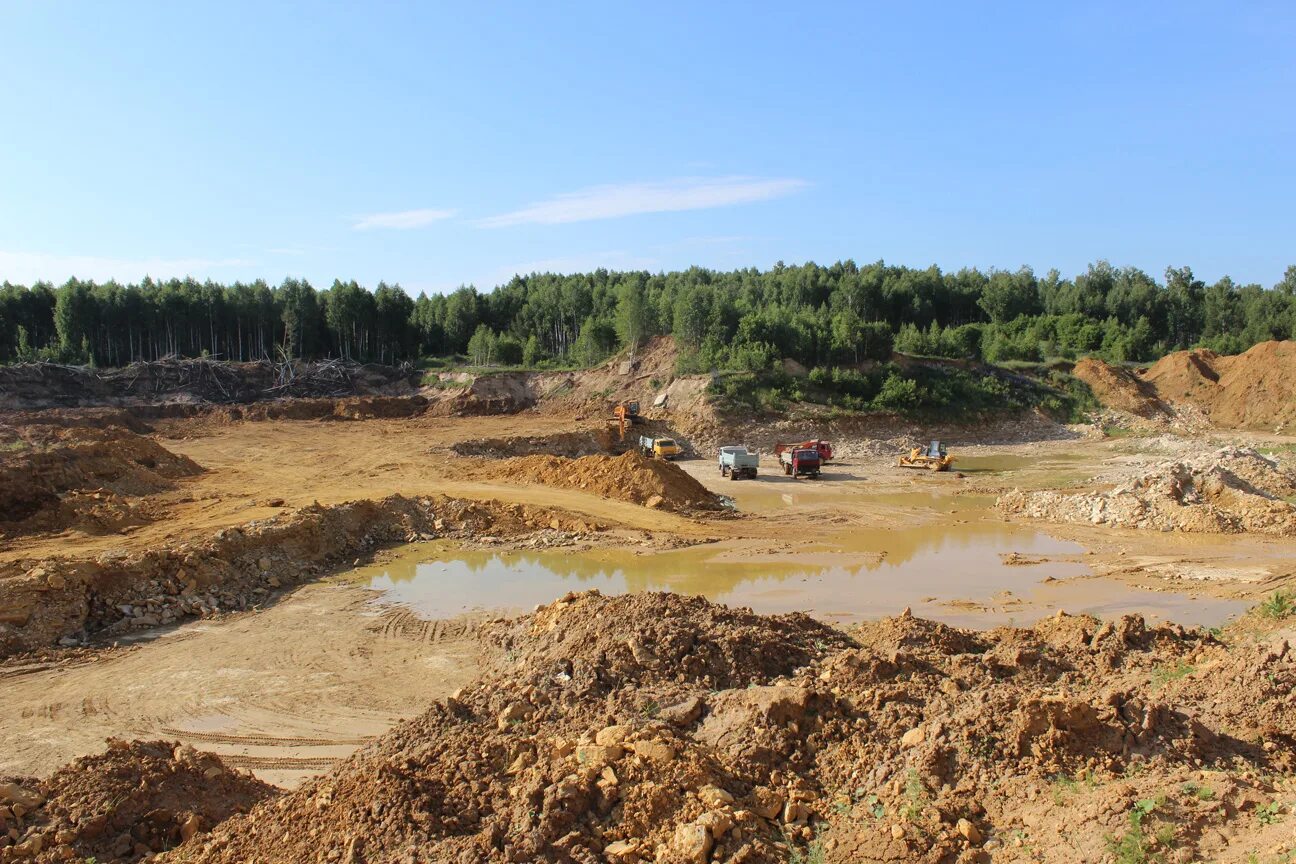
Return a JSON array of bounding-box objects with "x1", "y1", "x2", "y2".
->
[
  {"x1": 0, "y1": 250, "x2": 254, "y2": 284},
  {"x1": 353, "y1": 208, "x2": 457, "y2": 230},
  {"x1": 477, "y1": 176, "x2": 808, "y2": 228}
]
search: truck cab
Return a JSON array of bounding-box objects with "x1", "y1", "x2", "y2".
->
[
  {"x1": 780, "y1": 447, "x2": 821, "y2": 478},
  {"x1": 639, "y1": 435, "x2": 682, "y2": 460}
]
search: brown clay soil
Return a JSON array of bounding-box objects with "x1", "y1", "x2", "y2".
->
[
  {"x1": 0, "y1": 425, "x2": 203, "y2": 539},
  {"x1": 1071, "y1": 357, "x2": 1171, "y2": 421},
  {"x1": 149, "y1": 590, "x2": 1296, "y2": 864},
  {"x1": 3, "y1": 350, "x2": 1296, "y2": 862},
  {"x1": 1077, "y1": 341, "x2": 1296, "y2": 432},
  {"x1": 1142, "y1": 341, "x2": 1296, "y2": 430},
  {"x1": 1, "y1": 739, "x2": 274, "y2": 863}
]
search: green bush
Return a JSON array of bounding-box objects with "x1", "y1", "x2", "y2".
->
[{"x1": 873, "y1": 373, "x2": 923, "y2": 410}]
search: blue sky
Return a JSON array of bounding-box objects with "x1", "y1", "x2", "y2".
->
[{"x1": 1, "y1": 1, "x2": 1293, "y2": 293}]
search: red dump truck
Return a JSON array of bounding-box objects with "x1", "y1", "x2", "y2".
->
[
  {"x1": 778, "y1": 447, "x2": 821, "y2": 479},
  {"x1": 773, "y1": 439, "x2": 833, "y2": 461}
]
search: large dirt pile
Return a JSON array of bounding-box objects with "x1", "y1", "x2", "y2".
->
[
  {"x1": 0, "y1": 739, "x2": 273, "y2": 863},
  {"x1": 1072, "y1": 357, "x2": 1171, "y2": 420},
  {"x1": 159, "y1": 592, "x2": 1294, "y2": 864},
  {"x1": 0, "y1": 426, "x2": 203, "y2": 537},
  {"x1": 1141, "y1": 340, "x2": 1296, "y2": 430},
  {"x1": 998, "y1": 446, "x2": 1296, "y2": 535},
  {"x1": 472, "y1": 450, "x2": 723, "y2": 512},
  {"x1": 0, "y1": 494, "x2": 606, "y2": 658},
  {"x1": 0, "y1": 359, "x2": 419, "y2": 411}
]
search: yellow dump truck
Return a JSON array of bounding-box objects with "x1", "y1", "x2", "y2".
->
[{"x1": 639, "y1": 435, "x2": 682, "y2": 460}]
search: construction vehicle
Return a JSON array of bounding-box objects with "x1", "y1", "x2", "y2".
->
[
  {"x1": 773, "y1": 439, "x2": 833, "y2": 462},
  {"x1": 779, "y1": 447, "x2": 821, "y2": 478},
  {"x1": 639, "y1": 435, "x2": 682, "y2": 460},
  {"x1": 718, "y1": 446, "x2": 759, "y2": 480},
  {"x1": 609, "y1": 400, "x2": 642, "y2": 441},
  {"x1": 898, "y1": 440, "x2": 954, "y2": 471}
]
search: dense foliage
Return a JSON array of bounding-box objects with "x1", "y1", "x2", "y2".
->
[{"x1": 1, "y1": 261, "x2": 1292, "y2": 372}]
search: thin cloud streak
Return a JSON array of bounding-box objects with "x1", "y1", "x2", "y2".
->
[
  {"x1": 477, "y1": 176, "x2": 808, "y2": 227},
  {"x1": 353, "y1": 208, "x2": 456, "y2": 230},
  {"x1": 0, "y1": 250, "x2": 254, "y2": 284}
]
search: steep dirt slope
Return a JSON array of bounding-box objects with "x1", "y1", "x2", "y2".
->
[
  {"x1": 1071, "y1": 357, "x2": 1171, "y2": 420},
  {"x1": 1141, "y1": 340, "x2": 1296, "y2": 430},
  {"x1": 422, "y1": 337, "x2": 716, "y2": 424}
]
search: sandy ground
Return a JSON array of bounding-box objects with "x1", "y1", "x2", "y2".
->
[
  {"x1": 3, "y1": 413, "x2": 1295, "y2": 789},
  {"x1": 0, "y1": 579, "x2": 477, "y2": 786}
]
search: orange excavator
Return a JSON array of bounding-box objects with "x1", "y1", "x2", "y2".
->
[{"x1": 610, "y1": 400, "x2": 642, "y2": 441}]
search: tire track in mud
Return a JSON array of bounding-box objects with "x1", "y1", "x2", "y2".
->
[
  {"x1": 159, "y1": 728, "x2": 373, "y2": 747},
  {"x1": 213, "y1": 755, "x2": 342, "y2": 771},
  {"x1": 368, "y1": 607, "x2": 484, "y2": 644}
]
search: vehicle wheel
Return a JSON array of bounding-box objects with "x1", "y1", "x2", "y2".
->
[
  {"x1": 751, "y1": 471, "x2": 758, "y2": 479},
  {"x1": 928, "y1": 461, "x2": 941, "y2": 471},
  {"x1": 729, "y1": 471, "x2": 737, "y2": 481}
]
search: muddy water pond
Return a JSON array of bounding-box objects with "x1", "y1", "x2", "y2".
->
[{"x1": 346, "y1": 518, "x2": 1249, "y2": 630}]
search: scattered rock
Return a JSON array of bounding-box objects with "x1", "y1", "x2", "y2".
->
[
  {"x1": 699, "y1": 785, "x2": 735, "y2": 808},
  {"x1": 957, "y1": 818, "x2": 982, "y2": 844},
  {"x1": 669, "y1": 822, "x2": 713, "y2": 863}
]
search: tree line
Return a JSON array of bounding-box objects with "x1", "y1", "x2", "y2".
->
[{"x1": 1, "y1": 260, "x2": 1293, "y2": 370}]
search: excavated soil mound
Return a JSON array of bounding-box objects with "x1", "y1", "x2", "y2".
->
[
  {"x1": 169, "y1": 592, "x2": 856, "y2": 864},
  {"x1": 165, "y1": 593, "x2": 1293, "y2": 864},
  {"x1": 1142, "y1": 340, "x2": 1296, "y2": 430},
  {"x1": 1072, "y1": 357, "x2": 1171, "y2": 420},
  {"x1": 0, "y1": 739, "x2": 273, "y2": 863},
  {"x1": 472, "y1": 450, "x2": 723, "y2": 511},
  {"x1": 0, "y1": 427, "x2": 202, "y2": 537},
  {"x1": 998, "y1": 446, "x2": 1296, "y2": 535}
]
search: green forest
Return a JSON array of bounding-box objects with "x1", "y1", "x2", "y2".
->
[{"x1": 2, "y1": 261, "x2": 1293, "y2": 377}]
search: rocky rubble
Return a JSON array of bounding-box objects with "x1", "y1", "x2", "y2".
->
[
  {"x1": 151, "y1": 592, "x2": 1296, "y2": 864},
  {"x1": 997, "y1": 446, "x2": 1296, "y2": 535},
  {"x1": 0, "y1": 495, "x2": 607, "y2": 658},
  {"x1": 0, "y1": 740, "x2": 273, "y2": 863}
]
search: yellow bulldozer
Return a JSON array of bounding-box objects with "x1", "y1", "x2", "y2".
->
[{"x1": 898, "y1": 440, "x2": 955, "y2": 471}]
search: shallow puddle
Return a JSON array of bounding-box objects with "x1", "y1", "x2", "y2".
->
[{"x1": 346, "y1": 517, "x2": 1248, "y2": 630}]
